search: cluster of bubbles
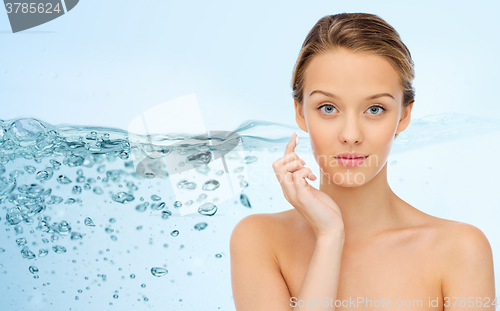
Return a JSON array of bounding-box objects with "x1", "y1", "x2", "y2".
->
[{"x1": 0, "y1": 117, "x2": 254, "y2": 306}]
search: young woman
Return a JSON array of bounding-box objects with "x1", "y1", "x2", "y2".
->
[{"x1": 230, "y1": 13, "x2": 495, "y2": 310}]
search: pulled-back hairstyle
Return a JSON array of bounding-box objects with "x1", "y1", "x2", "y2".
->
[{"x1": 291, "y1": 13, "x2": 415, "y2": 110}]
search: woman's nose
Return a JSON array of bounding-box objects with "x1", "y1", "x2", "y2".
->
[{"x1": 338, "y1": 117, "x2": 362, "y2": 144}]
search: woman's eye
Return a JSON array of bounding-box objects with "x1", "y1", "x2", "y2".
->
[
  {"x1": 318, "y1": 104, "x2": 337, "y2": 114},
  {"x1": 317, "y1": 104, "x2": 386, "y2": 115},
  {"x1": 366, "y1": 105, "x2": 386, "y2": 115}
]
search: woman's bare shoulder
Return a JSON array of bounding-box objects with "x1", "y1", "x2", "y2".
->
[
  {"x1": 415, "y1": 213, "x2": 492, "y2": 267},
  {"x1": 427, "y1": 215, "x2": 491, "y2": 250},
  {"x1": 229, "y1": 210, "x2": 298, "y2": 273},
  {"x1": 417, "y1": 212, "x2": 487, "y2": 241},
  {"x1": 231, "y1": 209, "x2": 298, "y2": 239}
]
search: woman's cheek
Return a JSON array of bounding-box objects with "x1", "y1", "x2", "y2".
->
[{"x1": 310, "y1": 139, "x2": 332, "y2": 172}]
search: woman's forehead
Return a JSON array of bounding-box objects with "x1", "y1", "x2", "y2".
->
[{"x1": 303, "y1": 50, "x2": 402, "y2": 99}]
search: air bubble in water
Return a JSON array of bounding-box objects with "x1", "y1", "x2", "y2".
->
[
  {"x1": 126, "y1": 181, "x2": 138, "y2": 190},
  {"x1": 151, "y1": 202, "x2": 165, "y2": 210},
  {"x1": 150, "y1": 194, "x2": 161, "y2": 201},
  {"x1": 10, "y1": 118, "x2": 46, "y2": 147},
  {"x1": 161, "y1": 210, "x2": 171, "y2": 219},
  {"x1": 97, "y1": 165, "x2": 106, "y2": 173},
  {"x1": 29, "y1": 266, "x2": 39, "y2": 274},
  {"x1": 233, "y1": 166, "x2": 244, "y2": 173},
  {"x1": 202, "y1": 179, "x2": 220, "y2": 191},
  {"x1": 50, "y1": 159, "x2": 61, "y2": 170},
  {"x1": 47, "y1": 195, "x2": 63, "y2": 205},
  {"x1": 240, "y1": 193, "x2": 251, "y2": 208},
  {"x1": 38, "y1": 249, "x2": 48, "y2": 257},
  {"x1": 195, "y1": 165, "x2": 210, "y2": 175},
  {"x1": 36, "y1": 170, "x2": 50, "y2": 181},
  {"x1": 111, "y1": 192, "x2": 134, "y2": 204},
  {"x1": 198, "y1": 202, "x2": 217, "y2": 216},
  {"x1": 242, "y1": 156, "x2": 258, "y2": 164},
  {"x1": 194, "y1": 222, "x2": 207, "y2": 231},
  {"x1": 16, "y1": 237, "x2": 27, "y2": 246},
  {"x1": 240, "y1": 180, "x2": 248, "y2": 188},
  {"x1": 135, "y1": 202, "x2": 149, "y2": 212},
  {"x1": 52, "y1": 245, "x2": 67, "y2": 254},
  {"x1": 170, "y1": 230, "x2": 179, "y2": 237},
  {"x1": 14, "y1": 225, "x2": 23, "y2": 235},
  {"x1": 57, "y1": 221, "x2": 71, "y2": 235},
  {"x1": 57, "y1": 175, "x2": 72, "y2": 185},
  {"x1": 173, "y1": 201, "x2": 182, "y2": 208},
  {"x1": 64, "y1": 155, "x2": 84, "y2": 167},
  {"x1": 21, "y1": 246, "x2": 36, "y2": 259},
  {"x1": 84, "y1": 217, "x2": 95, "y2": 226},
  {"x1": 6, "y1": 209, "x2": 23, "y2": 225},
  {"x1": 24, "y1": 166, "x2": 36, "y2": 174},
  {"x1": 71, "y1": 185, "x2": 82, "y2": 194},
  {"x1": 71, "y1": 232, "x2": 83, "y2": 240},
  {"x1": 186, "y1": 151, "x2": 211, "y2": 165},
  {"x1": 150, "y1": 267, "x2": 168, "y2": 277},
  {"x1": 176, "y1": 179, "x2": 196, "y2": 190},
  {"x1": 42, "y1": 188, "x2": 52, "y2": 197}
]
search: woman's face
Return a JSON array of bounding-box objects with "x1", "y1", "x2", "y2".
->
[{"x1": 295, "y1": 47, "x2": 413, "y2": 187}]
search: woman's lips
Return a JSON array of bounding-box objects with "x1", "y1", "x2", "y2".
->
[{"x1": 335, "y1": 156, "x2": 368, "y2": 167}]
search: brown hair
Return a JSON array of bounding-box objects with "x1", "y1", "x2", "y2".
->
[{"x1": 291, "y1": 13, "x2": 415, "y2": 110}]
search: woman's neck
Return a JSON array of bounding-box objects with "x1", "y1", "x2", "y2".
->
[{"x1": 319, "y1": 162, "x2": 404, "y2": 244}]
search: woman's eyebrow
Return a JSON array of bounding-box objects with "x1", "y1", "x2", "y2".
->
[{"x1": 309, "y1": 90, "x2": 395, "y2": 101}]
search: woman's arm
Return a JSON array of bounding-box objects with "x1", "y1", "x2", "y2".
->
[
  {"x1": 230, "y1": 213, "x2": 345, "y2": 311},
  {"x1": 230, "y1": 214, "x2": 292, "y2": 311},
  {"x1": 293, "y1": 230, "x2": 345, "y2": 310},
  {"x1": 440, "y1": 223, "x2": 496, "y2": 310}
]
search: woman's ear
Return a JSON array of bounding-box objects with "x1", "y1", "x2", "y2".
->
[
  {"x1": 395, "y1": 101, "x2": 414, "y2": 135},
  {"x1": 294, "y1": 101, "x2": 308, "y2": 133}
]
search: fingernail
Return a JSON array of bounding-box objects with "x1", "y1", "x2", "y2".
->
[
  {"x1": 300, "y1": 159, "x2": 305, "y2": 165},
  {"x1": 295, "y1": 135, "x2": 299, "y2": 145}
]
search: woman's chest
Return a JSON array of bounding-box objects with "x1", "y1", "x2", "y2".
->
[{"x1": 275, "y1": 229, "x2": 443, "y2": 310}]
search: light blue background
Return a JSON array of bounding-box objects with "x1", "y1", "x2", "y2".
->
[
  {"x1": 1, "y1": 0, "x2": 499, "y2": 310},
  {"x1": 1, "y1": 0, "x2": 499, "y2": 131}
]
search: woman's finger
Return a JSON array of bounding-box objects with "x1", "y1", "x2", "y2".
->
[
  {"x1": 283, "y1": 132, "x2": 299, "y2": 157},
  {"x1": 276, "y1": 152, "x2": 298, "y2": 166},
  {"x1": 292, "y1": 167, "x2": 315, "y2": 184},
  {"x1": 282, "y1": 158, "x2": 304, "y2": 174}
]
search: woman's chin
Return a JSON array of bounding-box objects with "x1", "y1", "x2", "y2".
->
[{"x1": 320, "y1": 168, "x2": 369, "y2": 187}]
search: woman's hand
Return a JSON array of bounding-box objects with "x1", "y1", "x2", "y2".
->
[{"x1": 272, "y1": 132, "x2": 345, "y2": 238}]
